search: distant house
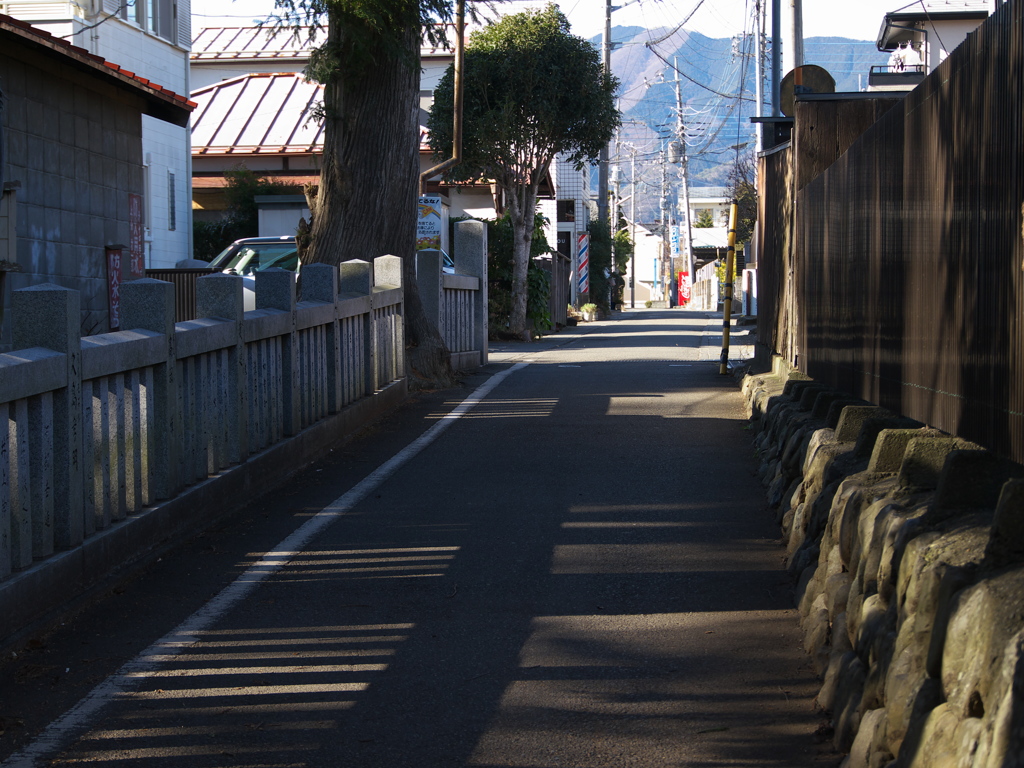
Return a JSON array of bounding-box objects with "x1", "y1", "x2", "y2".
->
[
  {"x1": 687, "y1": 187, "x2": 731, "y2": 228},
  {"x1": 869, "y1": 0, "x2": 995, "y2": 90},
  {"x1": 190, "y1": 27, "x2": 504, "y2": 245},
  {"x1": 0, "y1": 14, "x2": 193, "y2": 347},
  {"x1": 4, "y1": 0, "x2": 194, "y2": 268},
  {"x1": 189, "y1": 27, "x2": 585, "y2": 286}
]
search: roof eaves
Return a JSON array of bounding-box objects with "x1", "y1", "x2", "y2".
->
[{"x1": 0, "y1": 13, "x2": 194, "y2": 123}]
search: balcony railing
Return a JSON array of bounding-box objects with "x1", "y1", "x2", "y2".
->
[{"x1": 868, "y1": 64, "x2": 927, "y2": 88}]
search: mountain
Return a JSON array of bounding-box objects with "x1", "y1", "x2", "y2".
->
[{"x1": 594, "y1": 26, "x2": 889, "y2": 219}]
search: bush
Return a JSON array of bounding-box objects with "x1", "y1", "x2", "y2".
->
[{"x1": 484, "y1": 212, "x2": 553, "y2": 338}]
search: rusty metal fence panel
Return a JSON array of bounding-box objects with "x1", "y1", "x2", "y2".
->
[
  {"x1": 145, "y1": 268, "x2": 218, "y2": 322},
  {"x1": 782, "y1": 1, "x2": 1024, "y2": 463}
]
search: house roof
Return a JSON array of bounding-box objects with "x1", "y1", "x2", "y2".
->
[
  {"x1": 192, "y1": 26, "x2": 312, "y2": 62},
  {"x1": 191, "y1": 72, "x2": 433, "y2": 156},
  {"x1": 0, "y1": 13, "x2": 194, "y2": 126},
  {"x1": 192, "y1": 25, "x2": 457, "y2": 63},
  {"x1": 877, "y1": 0, "x2": 991, "y2": 48},
  {"x1": 191, "y1": 72, "x2": 325, "y2": 155},
  {"x1": 689, "y1": 186, "x2": 730, "y2": 200}
]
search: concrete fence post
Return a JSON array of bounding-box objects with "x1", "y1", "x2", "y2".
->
[
  {"x1": 340, "y1": 259, "x2": 375, "y2": 393},
  {"x1": 256, "y1": 268, "x2": 299, "y2": 435},
  {"x1": 121, "y1": 278, "x2": 180, "y2": 501},
  {"x1": 196, "y1": 274, "x2": 248, "y2": 464},
  {"x1": 11, "y1": 284, "x2": 83, "y2": 554},
  {"x1": 454, "y1": 220, "x2": 488, "y2": 365},
  {"x1": 301, "y1": 263, "x2": 343, "y2": 413},
  {"x1": 416, "y1": 249, "x2": 443, "y2": 332},
  {"x1": 375, "y1": 255, "x2": 404, "y2": 382}
]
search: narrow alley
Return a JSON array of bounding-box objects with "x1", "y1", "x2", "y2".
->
[{"x1": 0, "y1": 310, "x2": 835, "y2": 767}]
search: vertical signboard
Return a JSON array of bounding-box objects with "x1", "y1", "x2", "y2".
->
[
  {"x1": 128, "y1": 193, "x2": 145, "y2": 278},
  {"x1": 678, "y1": 270, "x2": 691, "y2": 306},
  {"x1": 417, "y1": 196, "x2": 443, "y2": 251},
  {"x1": 577, "y1": 233, "x2": 589, "y2": 295},
  {"x1": 670, "y1": 225, "x2": 681, "y2": 260},
  {"x1": 106, "y1": 246, "x2": 123, "y2": 330}
]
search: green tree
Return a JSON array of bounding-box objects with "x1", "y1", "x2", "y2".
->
[
  {"x1": 693, "y1": 209, "x2": 715, "y2": 228},
  {"x1": 428, "y1": 5, "x2": 618, "y2": 340},
  {"x1": 269, "y1": 0, "x2": 456, "y2": 387}
]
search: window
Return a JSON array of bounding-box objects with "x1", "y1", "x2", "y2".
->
[
  {"x1": 119, "y1": 0, "x2": 177, "y2": 44},
  {"x1": 167, "y1": 171, "x2": 175, "y2": 231}
]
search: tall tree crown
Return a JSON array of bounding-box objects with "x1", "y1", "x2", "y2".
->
[{"x1": 428, "y1": 4, "x2": 619, "y2": 189}]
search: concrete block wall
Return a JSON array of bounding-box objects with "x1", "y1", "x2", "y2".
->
[
  {"x1": 742, "y1": 359, "x2": 1024, "y2": 768},
  {"x1": 0, "y1": 50, "x2": 145, "y2": 347},
  {"x1": 0, "y1": 257, "x2": 406, "y2": 647}
]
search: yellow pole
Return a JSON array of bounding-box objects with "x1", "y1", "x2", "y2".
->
[{"x1": 719, "y1": 200, "x2": 738, "y2": 375}]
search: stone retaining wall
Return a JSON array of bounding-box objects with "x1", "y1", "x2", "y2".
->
[{"x1": 742, "y1": 358, "x2": 1024, "y2": 768}]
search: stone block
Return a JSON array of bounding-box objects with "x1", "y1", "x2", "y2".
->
[
  {"x1": 197, "y1": 273, "x2": 244, "y2": 322},
  {"x1": 932, "y1": 451, "x2": 1024, "y2": 517},
  {"x1": 825, "y1": 399, "x2": 868, "y2": 429},
  {"x1": 254, "y1": 268, "x2": 296, "y2": 312},
  {"x1": 942, "y1": 567, "x2": 1024, "y2": 720},
  {"x1": 300, "y1": 263, "x2": 337, "y2": 303},
  {"x1": 799, "y1": 384, "x2": 830, "y2": 410},
  {"x1": 849, "y1": 707, "x2": 888, "y2": 768},
  {"x1": 339, "y1": 259, "x2": 371, "y2": 295},
  {"x1": 121, "y1": 279, "x2": 174, "y2": 334},
  {"x1": 836, "y1": 406, "x2": 893, "y2": 443},
  {"x1": 898, "y1": 437, "x2": 981, "y2": 493},
  {"x1": 986, "y1": 480, "x2": 1024, "y2": 567},
  {"x1": 868, "y1": 429, "x2": 941, "y2": 474},
  {"x1": 374, "y1": 254, "x2": 403, "y2": 288}
]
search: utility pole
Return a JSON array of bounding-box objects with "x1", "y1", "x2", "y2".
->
[
  {"x1": 629, "y1": 147, "x2": 636, "y2": 309},
  {"x1": 771, "y1": 0, "x2": 781, "y2": 115},
  {"x1": 791, "y1": 0, "x2": 804, "y2": 68},
  {"x1": 672, "y1": 60, "x2": 695, "y2": 297},
  {"x1": 597, "y1": 0, "x2": 612, "y2": 235},
  {"x1": 659, "y1": 149, "x2": 668, "y2": 301},
  {"x1": 754, "y1": 0, "x2": 765, "y2": 151}
]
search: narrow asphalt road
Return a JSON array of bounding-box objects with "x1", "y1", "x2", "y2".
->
[{"x1": 0, "y1": 308, "x2": 835, "y2": 767}]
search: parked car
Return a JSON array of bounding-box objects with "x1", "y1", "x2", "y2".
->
[
  {"x1": 207, "y1": 237, "x2": 456, "y2": 311},
  {"x1": 208, "y1": 237, "x2": 298, "y2": 311}
]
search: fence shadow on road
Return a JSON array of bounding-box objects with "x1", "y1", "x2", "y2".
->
[{"x1": 26, "y1": 355, "x2": 829, "y2": 767}]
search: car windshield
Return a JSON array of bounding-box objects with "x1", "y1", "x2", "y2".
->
[{"x1": 210, "y1": 243, "x2": 298, "y2": 276}]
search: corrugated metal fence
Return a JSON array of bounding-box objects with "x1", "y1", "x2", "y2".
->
[{"x1": 759, "y1": 2, "x2": 1024, "y2": 464}]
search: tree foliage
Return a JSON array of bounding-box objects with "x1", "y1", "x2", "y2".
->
[
  {"x1": 428, "y1": 4, "x2": 618, "y2": 339},
  {"x1": 728, "y1": 153, "x2": 757, "y2": 246},
  {"x1": 693, "y1": 209, "x2": 715, "y2": 228}
]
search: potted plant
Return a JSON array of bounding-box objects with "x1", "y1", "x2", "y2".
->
[{"x1": 580, "y1": 302, "x2": 598, "y2": 321}]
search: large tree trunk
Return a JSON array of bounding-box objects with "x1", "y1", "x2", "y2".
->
[
  {"x1": 507, "y1": 186, "x2": 538, "y2": 341},
  {"x1": 308, "y1": 22, "x2": 455, "y2": 389}
]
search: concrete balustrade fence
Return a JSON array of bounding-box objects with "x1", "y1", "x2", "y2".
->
[
  {"x1": 0, "y1": 255, "x2": 413, "y2": 643},
  {"x1": 0, "y1": 222, "x2": 488, "y2": 644}
]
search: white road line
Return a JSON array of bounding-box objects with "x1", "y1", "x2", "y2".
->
[{"x1": 1, "y1": 362, "x2": 529, "y2": 768}]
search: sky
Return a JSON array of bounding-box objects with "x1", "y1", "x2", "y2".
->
[{"x1": 194, "y1": 0, "x2": 903, "y2": 44}]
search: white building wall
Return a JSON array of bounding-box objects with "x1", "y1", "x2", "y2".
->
[
  {"x1": 91, "y1": 22, "x2": 189, "y2": 93},
  {"x1": 143, "y1": 116, "x2": 192, "y2": 267}
]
